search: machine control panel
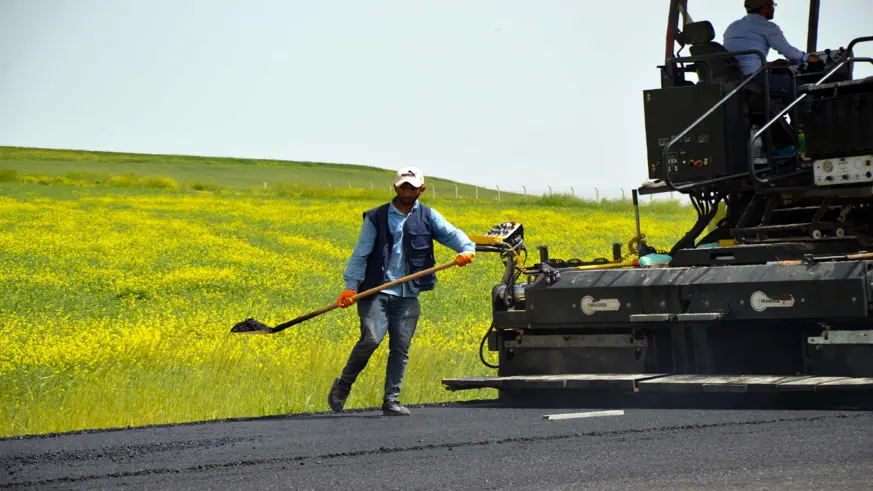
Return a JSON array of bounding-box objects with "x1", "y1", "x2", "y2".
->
[
  {"x1": 796, "y1": 46, "x2": 846, "y2": 72},
  {"x1": 483, "y1": 221, "x2": 522, "y2": 240},
  {"x1": 658, "y1": 135, "x2": 716, "y2": 174},
  {"x1": 643, "y1": 83, "x2": 748, "y2": 182},
  {"x1": 472, "y1": 221, "x2": 524, "y2": 248},
  {"x1": 791, "y1": 46, "x2": 853, "y2": 84},
  {"x1": 813, "y1": 155, "x2": 873, "y2": 186}
]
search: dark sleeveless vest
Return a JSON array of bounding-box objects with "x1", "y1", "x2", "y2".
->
[{"x1": 359, "y1": 202, "x2": 436, "y2": 292}]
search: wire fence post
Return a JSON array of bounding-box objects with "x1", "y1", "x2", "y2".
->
[{"x1": 235, "y1": 180, "x2": 698, "y2": 207}]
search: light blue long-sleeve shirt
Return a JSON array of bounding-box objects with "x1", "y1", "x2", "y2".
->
[
  {"x1": 723, "y1": 14, "x2": 808, "y2": 74},
  {"x1": 342, "y1": 200, "x2": 476, "y2": 297}
]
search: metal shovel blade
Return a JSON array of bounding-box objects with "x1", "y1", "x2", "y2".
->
[
  {"x1": 230, "y1": 318, "x2": 274, "y2": 334},
  {"x1": 229, "y1": 260, "x2": 461, "y2": 335}
]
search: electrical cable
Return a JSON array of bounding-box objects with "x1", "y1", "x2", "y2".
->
[{"x1": 478, "y1": 241, "x2": 528, "y2": 369}]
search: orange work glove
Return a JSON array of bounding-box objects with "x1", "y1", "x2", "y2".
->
[
  {"x1": 337, "y1": 289, "x2": 357, "y2": 308},
  {"x1": 455, "y1": 251, "x2": 474, "y2": 267}
]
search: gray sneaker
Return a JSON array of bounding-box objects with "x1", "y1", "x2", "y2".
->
[
  {"x1": 382, "y1": 399, "x2": 411, "y2": 416},
  {"x1": 328, "y1": 378, "x2": 351, "y2": 412}
]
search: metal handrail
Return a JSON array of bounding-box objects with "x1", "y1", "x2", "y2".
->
[
  {"x1": 847, "y1": 36, "x2": 873, "y2": 59},
  {"x1": 749, "y1": 36, "x2": 873, "y2": 186},
  {"x1": 661, "y1": 50, "x2": 768, "y2": 192}
]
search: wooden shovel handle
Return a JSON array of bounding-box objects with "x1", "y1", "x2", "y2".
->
[{"x1": 269, "y1": 259, "x2": 460, "y2": 333}]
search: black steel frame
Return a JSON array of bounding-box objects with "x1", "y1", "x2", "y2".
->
[
  {"x1": 660, "y1": 50, "x2": 769, "y2": 192},
  {"x1": 661, "y1": 0, "x2": 821, "y2": 88},
  {"x1": 657, "y1": 18, "x2": 873, "y2": 193},
  {"x1": 807, "y1": 0, "x2": 821, "y2": 53},
  {"x1": 639, "y1": 0, "x2": 820, "y2": 196},
  {"x1": 652, "y1": 4, "x2": 873, "y2": 252},
  {"x1": 749, "y1": 37, "x2": 873, "y2": 187},
  {"x1": 662, "y1": 0, "x2": 690, "y2": 88}
]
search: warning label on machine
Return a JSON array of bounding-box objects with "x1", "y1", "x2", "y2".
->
[
  {"x1": 581, "y1": 296, "x2": 621, "y2": 315},
  {"x1": 750, "y1": 291, "x2": 795, "y2": 312}
]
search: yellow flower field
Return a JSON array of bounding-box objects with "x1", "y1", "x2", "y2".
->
[{"x1": 0, "y1": 184, "x2": 694, "y2": 437}]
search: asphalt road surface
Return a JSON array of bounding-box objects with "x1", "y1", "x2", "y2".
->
[{"x1": 3, "y1": 400, "x2": 873, "y2": 490}]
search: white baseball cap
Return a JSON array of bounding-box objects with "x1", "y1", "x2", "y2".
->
[{"x1": 395, "y1": 167, "x2": 425, "y2": 188}]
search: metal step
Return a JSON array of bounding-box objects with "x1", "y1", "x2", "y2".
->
[
  {"x1": 442, "y1": 374, "x2": 665, "y2": 391},
  {"x1": 442, "y1": 374, "x2": 873, "y2": 393}
]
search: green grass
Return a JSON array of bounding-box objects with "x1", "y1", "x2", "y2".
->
[
  {"x1": 0, "y1": 146, "x2": 686, "y2": 210},
  {"x1": 0, "y1": 146, "x2": 514, "y2": 201}
]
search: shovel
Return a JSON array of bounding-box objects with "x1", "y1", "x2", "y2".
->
[{"x1": 230, "y1": 259, "x2": 461, "y2": 335}]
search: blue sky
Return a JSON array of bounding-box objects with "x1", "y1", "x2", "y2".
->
[{"x1": 1, "y1": 0, "x2": 870, "y2": 198}]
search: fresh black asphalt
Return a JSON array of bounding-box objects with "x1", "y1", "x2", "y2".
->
[{"x1": 2, "y1": 400, "x2": 872, "y2": 490}]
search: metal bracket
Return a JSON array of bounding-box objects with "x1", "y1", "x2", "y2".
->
[
  {"x1": 630, "y1": 313, "x2": 675, "y2": 322},
  {"x1": 676, "y1": 312, "x2": 725, "y2": 321},
  {"x1": 629, "y1": 312, "x2": 725, "y2": 322},
  {"x1": 808, "y1": 330, "x2": 873, "y2": 345},
  {"x1": 507, "y1": 334, "x2": 648, "y2": 349}
]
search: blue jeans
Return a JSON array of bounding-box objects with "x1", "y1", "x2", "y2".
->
[
  {"x1": 750, "y1": 71, "x2": 802, "y2": 97},
  {"x1": 752, "y1": 73, "x2": 805, "y2": 147},
  {"x1": 766, "y1": 73, "x2": 802, "y2": 96},
  {"x1": 339, "y1": 293, "x2": 421, "y2": 402}
]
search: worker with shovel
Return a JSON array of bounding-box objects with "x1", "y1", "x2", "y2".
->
[{"x1": 329, "y1": 167, "x2": 476, "y2": 416}]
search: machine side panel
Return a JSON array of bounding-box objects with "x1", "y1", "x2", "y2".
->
[
  {"x1": 524, "y1": 262, "x2": 870, "y2": 326},
  {"x1": 805, "y1": 78, "x2": 873, "y2": 159},
  {"x1": 526, "y1": 268, "x2": 689, "y2": 325},
  {"x1": 676, "y1": 262, "x2": 869, "y2": 320}
]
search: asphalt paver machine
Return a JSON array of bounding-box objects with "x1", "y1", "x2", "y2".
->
[{"x1": 444, "y1": 0, "x2": 873, "y2": 405}]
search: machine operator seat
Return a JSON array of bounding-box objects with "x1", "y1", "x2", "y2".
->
[
  {"x1": 682, "y1": 20, "x2": 794, "y2": 148},
  {"x1": 682, "y1": 21, "x2": 787, "y2": 99},
  {"x1": 683, "y1": 21, "x2": 745, "y2": 84}
]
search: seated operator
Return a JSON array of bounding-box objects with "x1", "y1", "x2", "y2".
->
[{"x1": 723, "y1": 0, "x2": 821, "y2": 95}]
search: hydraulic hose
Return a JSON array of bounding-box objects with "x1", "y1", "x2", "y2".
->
[{"x1": 479, "y1": 321, "x2": 499, "y2": 369}]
